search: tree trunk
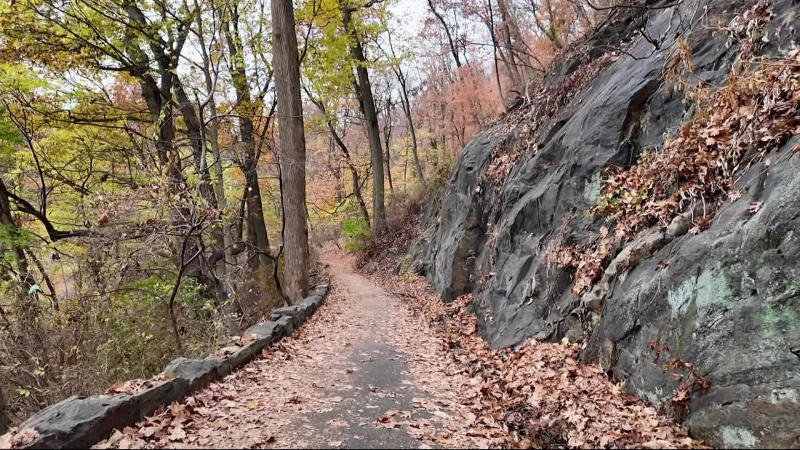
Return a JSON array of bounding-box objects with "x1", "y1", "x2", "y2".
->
[
  {"x1": 385, "y1": 30, "x2": 426, "y2": 187},
  {"x1": 0, "y1": 385, "x2": 7, "y2": 435},
  {"x1": 382, "y1": 96, "x2": 394, "y2": 193},
  {"x1": 427, "y1": 0, "x2": 462, "y2": 68},
  {"x1": 486, "y1": 0, "x2": 504, "y2": 100},
  {"x1": 0, "y1": 178, "x2": 36, "y2": 298},
  {"x1": 194, "y1": 1, "x2": 241, "y2": 325},
  {"x1": 173, "y1": 77, "x2": 217, "y2": 210},
  {"x1": 342, "y1": 4, "x2": 385, "y2": 233},
  {"x1": 224, "y1": 8, "x2": 278, "y2": 292},
  {"x1": 495, "y1": 0, "x2": 523, "y2": 90},
  {"x1": 326, "y1": 118, "x2": 370, "y2": 225},
  {"x1": 498, "y1": 0, "x2": 538, "y2": 82},
  {"x1": 273, "y1": 0, "x2": 310, "y2": 303}
]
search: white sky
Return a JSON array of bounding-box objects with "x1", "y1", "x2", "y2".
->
[{"x1": 389, "y1": 0, "x2": 426, "y2": 40}]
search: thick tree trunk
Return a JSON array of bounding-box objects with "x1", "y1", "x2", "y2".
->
[
  {"x1": 342, "y1": 5, "x2": 385, "y2": 233},
  {"x1": 273, "y1": 0, "x2": 310, "y2": 303}
]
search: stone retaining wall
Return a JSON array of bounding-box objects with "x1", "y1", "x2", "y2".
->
[{"x1": 14, "y1": 284, "x2": 329, "y2": 449}]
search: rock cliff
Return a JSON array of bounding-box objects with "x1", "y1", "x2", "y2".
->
[{"x1": 409, "y1": 0, "x2": 800, "y2": 447}]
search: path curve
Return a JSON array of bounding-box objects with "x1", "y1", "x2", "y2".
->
[{"x1": 96, "y1": 252, "x2": 466, "y2": 449}]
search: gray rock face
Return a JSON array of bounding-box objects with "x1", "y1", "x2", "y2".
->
[{"x1": 410, "y1": 0, "x2": 800, "y2": 446}]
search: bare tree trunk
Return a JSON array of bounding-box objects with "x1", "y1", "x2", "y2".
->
[
  {"x1": 330, "y1": 124, "x2": 370, "y2": 225},
  {"x1": 382, "y1": 95, "x2": 394, "y2": 193},
  {"x1": 224, "y1": 7, "x2": 279, "y2": 295},
  {"x1": 308, "y1": 94, "x2": 372, "y2": 225},
  {"x1": 193, "y1": 2, "x2": 241, "y2": 324},
  {"x1": 384, "y1": 30, "x2": 426, "y2": 187},
  {"x1": 342, "y1": 4, "x2": 385, "y2": 233},
  {"x1": 531, "y1": 0, "x2": 564, "y2": 49},
  {"x1": 0, "y1": 385, "x2": 7, "y2": 435},
  {"x1": 427, "y1": 0, "x2": 462, "y2": 68},
  {"x1": 0, "y1": 178, "x2": 36, "y2": 298},
  {"x1": 487, "y1": 0, "x2": 504, "y2": 100},
  {"x1": 495, "y1": 0, "x2": 523, "y2": 90},
  {"x1": 273, "y1": 0, "x2": 310, "y2": 303},
  {"x1": 498, "y1": 0, "x2": 539, "y2": 82}
]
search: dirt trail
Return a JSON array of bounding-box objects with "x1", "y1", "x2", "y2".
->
[{"x1": 96, "y1": 252, "x2": 470, "y2": 449}]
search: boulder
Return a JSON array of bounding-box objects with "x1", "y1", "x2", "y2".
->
[
  {"x1": 227, "y1": 341, "x2": 263, "y2": 369},
  {"x1": 311, "y1": 284, "x2": 329, "y2": 297},
  {"x1": 131, "y1": 378, "x2": 189, "y2": 417},
  {"x1": 300, "y1": 295, "x2": 323, "y2": 315}
]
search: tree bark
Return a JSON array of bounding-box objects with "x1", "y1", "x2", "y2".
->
[
  {"x1": 342, "y1": 4, "x2": 385, "y2": 233},
  {"x1": 382, "y1": 95, "x2": 394, "y2": 193},
  {"x1": 193, "y1": 1, "x2": 241, "y2": 325},
  {"x1": 273, "y1": 0, "x2": 310, "y2": 303},
  {"x1": 0, "y1": 385, "x2": 7, "y2": 435},
  {"x1": 224, "y1": 7, "x2": 277, "y2": 284}
]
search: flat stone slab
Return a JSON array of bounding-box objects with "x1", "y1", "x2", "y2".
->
[
  {"x1": 244, "y1": 321, "x2": 280, "y2": 339},
  {"x1": 276, "y1": 315, "x2": 294, "y2": 336},
  {"x1": 19, "y1": 395, "x2": 137, "y2": 449},
  {"x1": 164, "y1": 357, "x2": 225, "y2": 391},
  {"x1": 270, "y1": 305, "x2": 306, "y2": 325},
  {"x1": 300, "y1": 295, "x2": 323, "y2": 314}
]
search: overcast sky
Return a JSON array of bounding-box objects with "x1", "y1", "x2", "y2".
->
[{"x1": 390, "y1": 0, "x2": 426, "y2": 40}]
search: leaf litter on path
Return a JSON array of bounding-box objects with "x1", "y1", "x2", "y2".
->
[{"x1": 366, "y1": 251, "x2": 705, "y2": 449}]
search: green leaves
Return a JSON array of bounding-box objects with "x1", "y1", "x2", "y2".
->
[{"x1": 0, "y1": 63, "x2": 50, "y2": 93}]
